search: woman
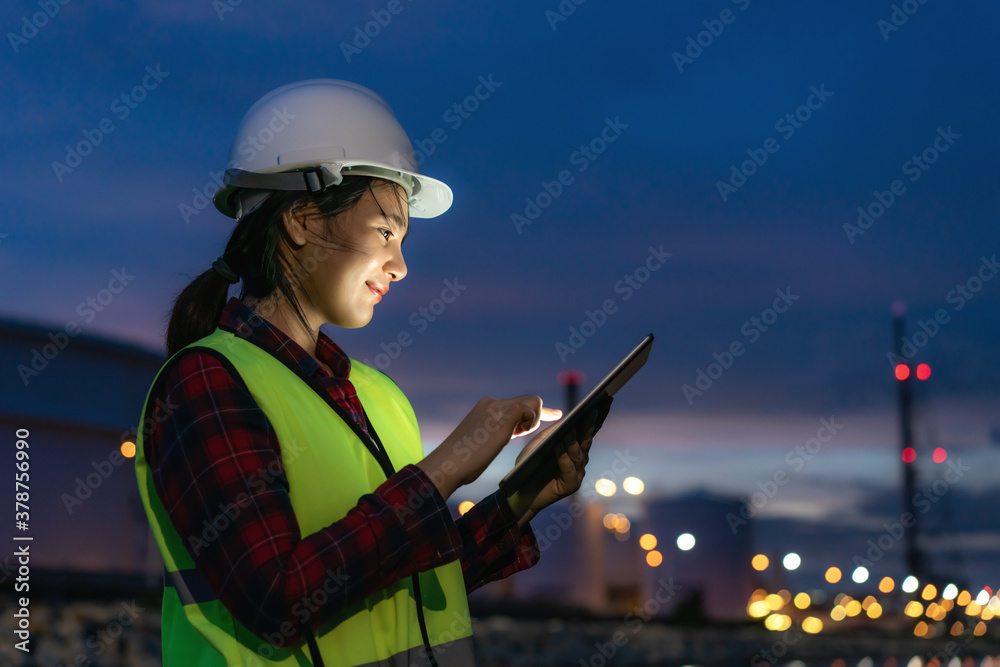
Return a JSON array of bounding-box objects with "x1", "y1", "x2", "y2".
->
[{"x1": 134, "y1": 79, "x2": 602, "y2": 667}]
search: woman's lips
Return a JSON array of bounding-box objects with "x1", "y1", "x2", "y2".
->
[{"x1": 367, "y1": 283, "x2": 383, "y2": 302}]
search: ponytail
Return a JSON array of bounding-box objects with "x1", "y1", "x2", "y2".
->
[
  {"x1": 165, "y1": 264, "x2": 235, "y2": 357},
  {"x1": 164, "y1": 175, "x2": 403, "y2": 358}
]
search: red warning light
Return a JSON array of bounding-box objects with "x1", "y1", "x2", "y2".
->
[
  {"x1": 557, "y1": 370, "x2": 586, "y2": 386},
  {"x1": 916, "y1": 363, "x2": 931, "y2": 381},
  {"x1": 895, "y1": 364, "x2": 910, "y2": 381},
  {"x1": 902, "y1": 447, "x2": 917, "y2": 463},
  {"x1": 933, "y1": 447, "x2": 947, "y2": 463}
]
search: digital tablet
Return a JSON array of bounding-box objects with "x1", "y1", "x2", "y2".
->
[{"x1": 498, "y1": 333, "x2": 654, "y2": 497}]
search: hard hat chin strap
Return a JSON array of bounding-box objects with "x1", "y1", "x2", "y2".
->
[
  {"x1": 234, "y1": 190, "x2": 272, "y2": 221},
  {"x1": 225, "y1": 163, "x2": 346, "y2": 194},
  {"x1": 226, "y1": 162, "x2": 418, "y2": 220},
  {"x1": 227, "y1": 163, "x2": 347, "y2": 220}
]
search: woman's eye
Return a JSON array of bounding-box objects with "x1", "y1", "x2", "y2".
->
[{"x1": 379, "y1": 228, "x2": 392, "y2": 241}]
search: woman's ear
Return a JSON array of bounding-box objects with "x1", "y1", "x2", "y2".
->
[{"x1": 282, "y1": 204, "x2": 311, "y2": 248}]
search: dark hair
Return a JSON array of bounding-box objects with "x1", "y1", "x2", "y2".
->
[{"x1": 165, "y1": 176, "x2": 405, "y2": 357}]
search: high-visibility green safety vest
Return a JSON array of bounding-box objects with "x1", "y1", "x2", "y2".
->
[{"x1": 134, "y1": 328, "x2": 475, "y2": 667}]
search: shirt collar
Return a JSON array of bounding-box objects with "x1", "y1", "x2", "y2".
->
[{"x1": 217, "y1": 297, "x2": 352, "y2": 379}]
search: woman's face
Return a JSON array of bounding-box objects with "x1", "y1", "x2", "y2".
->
[{"x1": 292, "y1": 183, "x2": 409, "y2": 330}]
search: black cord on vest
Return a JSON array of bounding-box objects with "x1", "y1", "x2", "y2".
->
[
  {"x1": 411, "y1": 573, "x2": 441, "y2": 667},
  {"x1": 305, "y1": 629, "x2": 325, "y2": 667},
  {"x1": 296, "y1": 400, "x2": 441, "y2": 667},
  {"x1": 364, "y1": 413, "x2": 441, "y2": 667}
]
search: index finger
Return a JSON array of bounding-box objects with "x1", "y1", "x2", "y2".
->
[{"x1": 539, "y1": 406, "x2": 563, "y2": 421}]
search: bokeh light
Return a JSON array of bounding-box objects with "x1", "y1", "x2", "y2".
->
[
  {"x1": 121, "y1": 441, "x2": 136, "y2": 458},
  {"x1": 933, "y1": 447, "x2": 947, "y2": 463},
  {"x1": 802, "y1": 617, "x2": 823, "y2": 634},
  {"x1": 902, "y1": 576, "x2": 919, "y2": 593},
  {"x1": 825, "y1": 567, "x2": 842, "y2": 584},
  {"x1": 764, "y1": 614, "x2": 791, "y2": 631},
  {"x1": 458, "y1": 501, "x2": 474, "y2": 516},
  {"x1": 603, "y1": 513, "x2": 630, "y2": 534},
  {"x1": 639, "y1": 534, "x2": 657, "y2": 551},
  {"x1": 794, "y1": 592, "x2": 811, "y2": 609},
  {"x1": 783, "y1": 553, "x2": 801, "y2": 570},
  {"x1": 622, "y1": 476, "x2": 644, "y2": 495},
  {"x1": 852, "y1": 566, "x2": 869, "y2": 583},
  {"x1": 751, "y1": 554, "x2": 769, "y2": 571},
  {"x1": 595, "y1": 479, "x2": 616, "y2": 496},
  {"x1": 645, "y1": 550, "x2": 663, "y2": 567},
  {"x1": 677, "y1": 533, "x2": 695, "y2": 551},
  {"x1": 902, "y1": 447, "x2": 917, "y2": 463},
  {"x1": 879, "y1": 577, "x2": 895, "y2": 593}
]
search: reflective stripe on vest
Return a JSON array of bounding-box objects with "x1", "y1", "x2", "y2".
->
[{"x1": 135, "y1": 328, "x2": 474, "y2": 666}]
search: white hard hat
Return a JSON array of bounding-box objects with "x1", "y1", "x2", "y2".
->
[{"x1": 212, "y1": 79, "x2": 453, "y2": 220}]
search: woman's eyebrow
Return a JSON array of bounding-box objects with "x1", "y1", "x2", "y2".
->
[{"x1": 384, "y1": 212, "x2": 410, "y2": 242}]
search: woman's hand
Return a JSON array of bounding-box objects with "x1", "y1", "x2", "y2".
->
[
  {"x1": 505, "y1": 395, "x2": 612, "y2": 526},
  {"x1": 417, "y1": 395, "x2": 562, "y2": 500},
  {"x1": 505, "y1": 408, "x2": 599, "y2": 526}
]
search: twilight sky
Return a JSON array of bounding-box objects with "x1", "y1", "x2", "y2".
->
[{"x1": 3, "y1": 0, "x2": 999, "y2": 554}]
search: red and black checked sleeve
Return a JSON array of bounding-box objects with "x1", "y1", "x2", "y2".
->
[{"x1": 456, "y1": 492, "x2": 540, "y2": 592}]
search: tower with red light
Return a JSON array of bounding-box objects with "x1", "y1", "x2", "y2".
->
[
  {"x1": 890, "y1": 302, "x2": 942, "y2": 581},
  {"x1": 891, "y1": 301, "x2": 922, "y2": 579},
  {"x1": 557, "y1": 369, "x2": 586, "y2": 413}
]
